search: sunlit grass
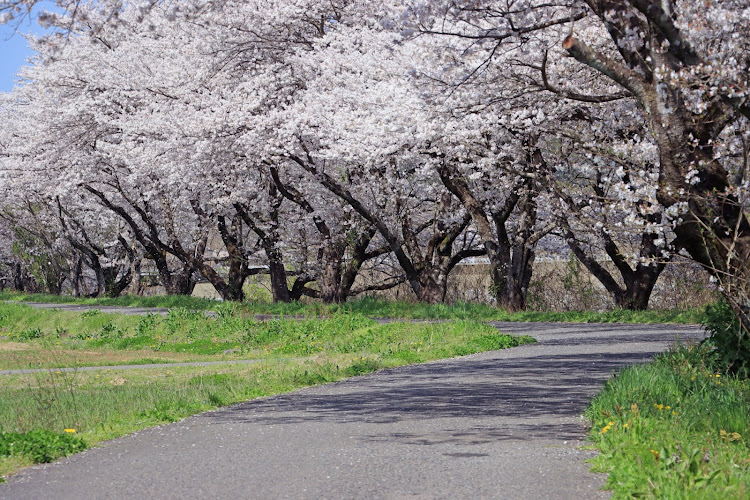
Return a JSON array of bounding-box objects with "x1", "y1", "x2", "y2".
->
[
  {"x1": 0, "y1": 303, "x2": 533, "y2": 367},
  {"x1": 0, "y1": 342, "x2": 223, "y2": 371},
  {"x1": 587, "y1": 343, "x2": 750, "y2": 498}
]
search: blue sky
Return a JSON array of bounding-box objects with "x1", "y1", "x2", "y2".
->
[
  {"x1": 0, "y1": 6, "x2": 52, "y2": 93},
  {"x1": 1, "y1": 22, "x2": 36, "y2": 92}
]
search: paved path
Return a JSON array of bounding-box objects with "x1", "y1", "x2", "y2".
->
[
  {"x1": 0, "y1": 321, "x2": 705, "y2": 499},
  {"x1": 8, "y1": 302, "x2": 213, "y2": 316}
]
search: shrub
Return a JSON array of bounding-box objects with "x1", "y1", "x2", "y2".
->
[{"x1": 702, "y1": 300, "x2": 750, "y2": 378}]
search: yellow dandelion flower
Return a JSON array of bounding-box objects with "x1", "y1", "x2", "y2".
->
[
  {"x1": 623, "y1": 423, "x2": 629, "y2": 428},
  {"x1": 64, "y1": 428, "x2": 76, "y2": 433},
  {"x1": 653, "y1": 403, "x2": 664, "y2": 411}
]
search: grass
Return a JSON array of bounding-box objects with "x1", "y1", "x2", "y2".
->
[
  {"x1": 0, "y1": 291, "x2": 707, "y2": 324},
  {"x1": 1, "y1": 361, "x2": 377, "y2": 443},
  {"x1": 0, "y1": 342, "x2": 222, "y2": 371},
  {"x1": 0, "y1": 301, "x2": 535, "y2": 480},
  {"x1": 0, "y1": 302, "x2": 532, "y2": 367},
  {"x1": 586, "y1": 343, "x2": 750, "y2": 498},
  {"x1": 239, "y1": 297, "x2": 706, "y2": 323},
  {"x1": 0, "y1": 430, "x2": 87, "y2": 464}
]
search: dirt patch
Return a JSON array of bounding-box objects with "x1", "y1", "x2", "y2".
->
[
  {"x1": 0, "y1": 342, "x2": 33, "y2": 351},
  {"x1": 0, "y1": 347, "x2": 214, "y2": 371}
]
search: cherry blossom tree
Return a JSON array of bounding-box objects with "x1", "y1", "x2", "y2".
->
[
  {"x1": 2, "y1": 0, "x2": 397, "y2": 303},
  {"x1": 274, "y1": 24, "x2": 488, "y2": 303},
  {"x1": 403, "y1": 33, "x2": 561, "y2": 311},
  {"x1": 401, "y1": 0, "x2": 749, "y2": 317},
  {"x1": 550, "y1": 130, "x2": 675, "y2": 310},
  {"x1": 556, "y1": 1, "x2": 750, "y2": 328},
  {"x1": 2, "y1": 0, "x2": 747, "y2": 324}
]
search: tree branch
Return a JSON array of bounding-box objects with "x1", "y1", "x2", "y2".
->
[
  {"x1": 562, "y1": 36, "x2": 646, "y2": 100},
  {"x1": 628, "y1": 0, "x2": 700, "y2": 66},
  {"x1": 540, "y1": 50, "x2": 632, "y2": 103}
]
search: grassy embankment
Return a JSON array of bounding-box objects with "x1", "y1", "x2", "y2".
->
[
  {"x1": 1, "y1": 291, "x2": 723, "y2": 492},
  {"x1": 0, "y1": 290, "x2": 706, "y2": 323},
  {"x1": 587, "y1": 344, "x2": 750, "y2": 498},
  {"x1": 0, "y1": 301, "x2": 534, "y2": 480}
]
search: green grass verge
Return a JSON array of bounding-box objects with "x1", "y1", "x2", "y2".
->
[
  {"x1": 0, "y1": 301, "x2": 535, "y2": 480},
  {"x1": 586, "y1": 344, "x2": 750, "y2": 498},
  {"x1": 0, "y1": 291, "x2": 707, "y2": 324},
  {"x1": 0, "y1": 302, "x2": 532, "y2": 365}
]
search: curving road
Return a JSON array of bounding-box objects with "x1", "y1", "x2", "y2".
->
[{"x1": 0, "y1": 321, "x2": 704, "y2": 499}]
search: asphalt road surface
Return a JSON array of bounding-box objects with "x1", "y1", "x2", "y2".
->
[{"x1": 0, "y1": 321, "x2": 705, "y2": 499}]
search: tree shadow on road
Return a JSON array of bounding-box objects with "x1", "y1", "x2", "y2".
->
[
  {"x1": 202, "y1": 350, "x2": 662, "y2": 443},
  {"x1": 200, "y1": 325, "x2": 705, "y2": 446}
]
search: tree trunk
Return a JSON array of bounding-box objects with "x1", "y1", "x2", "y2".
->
[
  {"x1": 497, "y1": 173, "x2": 538, "y2": 311},
  {"x1": 268, "y1": 258, "x2": 290, "y2": 302},
  {"x1": 416, "y1": 275, "x2": 447, "y2": 304},
  {"x1": 13, "y1": 262, "x2": 38, "y2": 292},
  {"x1": 101, "y1": 266, "x2": 132, "y2": 298},
  {"x1": 499, "y1": 248, "x2": 535, "y2": 312},
  {"x1": 130, "y1": 258, "x2": 143, "y2": 296},
  {"x1": 162, "y1": 265, "x2": 195, "y2": 295},
  {"x1": 71, "y1": 257, "x2": 83, "y2": 297},
  {"x1": 220, "y1": 214, "x2": 250, "y2": 302},
  {"x1": 175, "y1": 267, "x2": 196, "y2": 296},
  {"x1": 225, "y1": 269, "x2": 246, "y2": 302},
  {"x1": 318, "y1": 239, "x2": 347, "y2": 303},
  {"x1": 562, "y1": 217, "x2": 668, "y2": 311}
]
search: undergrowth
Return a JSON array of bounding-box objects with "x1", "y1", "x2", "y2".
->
[
  {"x1": 0, "y1": 291, "x2": 707, "y2": 324},
  {"x1": 702, "y1": 300, "x2": 750, "y2": 378}
]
